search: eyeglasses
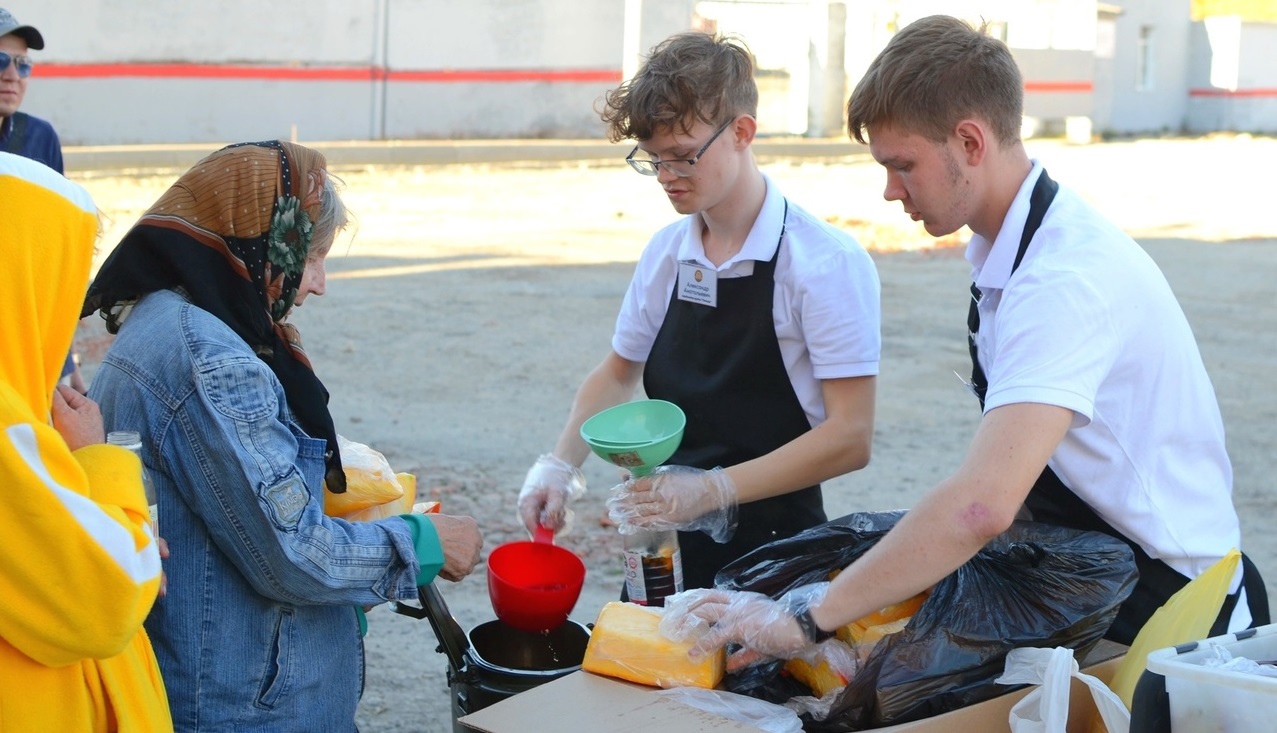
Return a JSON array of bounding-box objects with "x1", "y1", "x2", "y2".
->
[
  {"x1": 0, "y1": 51, "x2": 33, "y2": 79},
  {"x1": 626, "y1": 118, "x2": 735, "y2": 177}
]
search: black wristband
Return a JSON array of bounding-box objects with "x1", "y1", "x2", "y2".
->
[{"x1": 793, "y1": 607, "x2": 836, "y2": 644}]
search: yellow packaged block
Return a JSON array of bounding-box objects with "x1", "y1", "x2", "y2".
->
[
  {"x1": 582, "y1": 601, "x2": 725, "y2": 689},
  {"x1": 323, "y1": 436, "x2": 405, "y2": 517},
  {"x1": 785, "y1": 656, "x2": 848, "y2": 698},
  {"x1": 784, "y1": 638, "x2": 861, "y2": 697},
  {"x1": 834, "y1": 591, "x2": 928, "y2": 646}
]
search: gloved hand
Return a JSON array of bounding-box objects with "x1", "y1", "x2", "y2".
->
[
  {"x1": 517, "y1": 454, "x2": 586, "y2": 535},
  {"x1": 605, "y1": 465, "x2": 738, "y2": 543},
  {"x1": 660, "y1": 582, "x2": 831, "y2": 671}
]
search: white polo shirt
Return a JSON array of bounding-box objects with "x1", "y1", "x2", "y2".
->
[
  {"x1": 612, "y1": 174, "x2": 881, "y2": 428},
  {"x1": 967, "y1": 162, "x2": 1242, "y2": 590}
]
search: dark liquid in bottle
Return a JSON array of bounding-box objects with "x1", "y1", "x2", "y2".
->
[{"x1": 641, "y1": 554, "x2": 677, "y2": 607}]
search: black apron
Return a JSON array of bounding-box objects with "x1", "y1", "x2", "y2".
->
[
  {"x1": 967, "y1": 170, "x2": 1268, "y2": 645},
  {"x1": 643, "y1": 202, "x2": 826, "y2": 590}
]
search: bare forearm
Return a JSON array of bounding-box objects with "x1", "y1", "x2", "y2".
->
[
  {"x1": 810, "y1": 482, "x2": 997, "y2": 631},
  {"x1": 551, "y1": 353, "x2": 643, "y2": 466},
  {"x1": 725, "y1": 418, "x2": 871, "y2": 503},
  {"x1": 809, "y1": 403, "x2": 1071, "y2": 632},
  {"x1": 726, "y1": 375, "x2": 875, "y2": 503}
]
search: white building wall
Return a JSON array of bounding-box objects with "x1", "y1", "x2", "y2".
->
[
  {"x1": 14, "y1": 0, "x2": 695, "y2": 145},
  {"x1": 381, "y1": 0, "x2": 630, "y2": 139},
  {"x1": 1104, "y1": 0, "x2": 1193, "y2": 134},
  {"x1": 13, "y1": 0, "x2": 1258, "y2": 145},
  {"x1": 1186, "y1": 19, "x2": 1277, "y2": 134}
]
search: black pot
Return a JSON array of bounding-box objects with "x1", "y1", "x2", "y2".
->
[
  {"x1": 394, "y1": 584, "x2": 589, "y2": 733},
  {"x1": 452, "y1": 618, "x2": 590, "y2": 727}
]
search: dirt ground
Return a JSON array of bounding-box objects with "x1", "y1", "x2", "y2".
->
[{"x1": 70, "y1": 135, "x2": 1276, "y2": 732}]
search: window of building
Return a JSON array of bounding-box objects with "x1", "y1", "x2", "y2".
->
[{"x1": 1136, "y1": 25, "x2": 1156, "y2": 91}]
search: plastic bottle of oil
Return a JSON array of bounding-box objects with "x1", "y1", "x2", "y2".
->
[
  {"x1": 107, "y1": 431, "x2": 158, "y2": 536},
  {"x1": 622, "y1": 528, "x2": 684, "y2": 607}
]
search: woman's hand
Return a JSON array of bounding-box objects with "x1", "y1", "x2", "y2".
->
[
  {"x1": 51, "y1": 384, "x2": 104, "y2": 451},
  {"x1": 426, "y1": 514, "x2": 483, "y2": 581}
]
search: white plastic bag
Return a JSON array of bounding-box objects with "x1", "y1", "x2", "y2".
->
[
  {"x1": 996, "y1": 646, "x2": 1130, "y2": 733},
  {"x1": 656, "y1": 687, "x2": 803, "y2": 733}
]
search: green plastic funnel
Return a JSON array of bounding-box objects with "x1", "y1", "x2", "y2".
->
[{"x1": 580, "y1": 399, "x2": 685, "y2": 477}]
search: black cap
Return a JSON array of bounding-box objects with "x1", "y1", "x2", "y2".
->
[{"x1": 0, "y1": 8, "x2": 45, "y2": 51}]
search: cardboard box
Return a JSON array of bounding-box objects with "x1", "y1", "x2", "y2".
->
[{"x1": 460, "y1": 644, "x2": 1126, "y2": 733}]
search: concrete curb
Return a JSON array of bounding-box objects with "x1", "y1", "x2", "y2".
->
[{"x1": 64, "y1": 137, "x2": 870, "y2": 173}]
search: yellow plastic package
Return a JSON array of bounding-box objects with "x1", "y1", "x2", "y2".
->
[{"x1": 323, "y1": 435, "x2": 423, "y2": 520}]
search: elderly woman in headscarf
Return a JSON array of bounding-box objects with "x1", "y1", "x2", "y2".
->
[
  {"x1": 82, "y1": 140, "x2": 482, "y2": 732},
  {"x1": 0, "y1": 153, "x2": 170, "y2": 731}
]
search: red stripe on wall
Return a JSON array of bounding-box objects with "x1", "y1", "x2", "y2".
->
[
  {"x1": 1024, "y1": 80, "x2": 1093, "y2": 93},
  {"x1": 388, "y1": 69, "x2": 622, "y2": 83},
  {"x1": 1189, "y1": 87, "x2": 1277, "y2": 98},
  {"x1": 33, "y1": 62, "x2": 620, "y2": 84}
]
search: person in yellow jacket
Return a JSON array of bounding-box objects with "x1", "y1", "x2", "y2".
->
[{"x1": 0, "y1": 151, "x2": 171, "y2": 731}]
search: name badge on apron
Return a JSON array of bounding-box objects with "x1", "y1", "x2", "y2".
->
[{"x1": 677, "y1": 262, "x2": 718, "y2": 307}]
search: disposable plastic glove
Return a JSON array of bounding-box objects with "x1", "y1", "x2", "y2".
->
[
  {"x1": 661, "y1": 583, "x2": 831, "y2": 671},
  {"x1": 517, "y1": 454, "x2": 586, "y2": 535},
  {"x1": 606, "y1": 465, "x2": 738, "y2": 542}
]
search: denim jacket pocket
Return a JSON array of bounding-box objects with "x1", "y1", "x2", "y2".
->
[
  {"x1": 254, "y1": 606, "x2": 296, "y2": 710},
  {"x1": 292, "y1": 431, "x2": 329, "y2": 494}
]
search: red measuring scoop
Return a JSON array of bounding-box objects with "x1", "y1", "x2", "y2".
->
[{"x1": 486, "y1": 525, "x2": 585, "y2": 633}]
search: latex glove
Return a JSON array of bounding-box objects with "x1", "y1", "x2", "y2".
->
[
  {"x1": 661, "y1": 583, "x2": 831, "y2": 671},
  {"x1": 517, "y1": 454, "x2": 586, "y2": 535},
  {"x1": 605, "y1": 465, "x2": 738, "y2": 543}
]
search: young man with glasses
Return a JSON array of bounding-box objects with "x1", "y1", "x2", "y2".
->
[
  {"x1": 519, "y1": 31, "x2": 881, "y2": 595},
  {"x1": 0, "y1": 8, "x2": 62, "y2": 176}
]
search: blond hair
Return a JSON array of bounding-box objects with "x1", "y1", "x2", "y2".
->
[{"x1": 847, "y1": 15, "x2": 1023, "y2": 145}]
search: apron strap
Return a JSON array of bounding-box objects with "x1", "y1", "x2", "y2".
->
[{"x1": 967, "y1": 169, "x2": 1058, "y2": 408}]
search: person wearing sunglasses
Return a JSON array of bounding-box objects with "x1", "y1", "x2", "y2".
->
[
  {"x1": 0, "y1": 8, "x2": 61, "y2": 177},
  {"x1": 518, "y1": 31, "x2": 881, "y2": 595}
]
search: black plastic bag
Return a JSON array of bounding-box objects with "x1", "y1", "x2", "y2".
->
[{"x1": 714, "y1": 511, "x2": 1137, "y2": 731}]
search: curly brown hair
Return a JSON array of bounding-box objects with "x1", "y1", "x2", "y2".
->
[
  {"x1": 599, "y1": 31, "x2": 758, "y2": 143},
  {"x1": 847, "y1": 15, "x2": 1023, "y2": 146}
]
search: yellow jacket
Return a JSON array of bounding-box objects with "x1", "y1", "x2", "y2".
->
[{"x1": 0, "y1": 153, "x2": 171, "y2": 731}]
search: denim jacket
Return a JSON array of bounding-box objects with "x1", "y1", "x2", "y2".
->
[{"x1": 90, "y1": 290, "x2": 428, "y2": 732}]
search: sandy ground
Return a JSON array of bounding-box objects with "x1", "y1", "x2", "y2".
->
[{"x1": 70, "y1": 135, "x2": 1276, "y2": 732}]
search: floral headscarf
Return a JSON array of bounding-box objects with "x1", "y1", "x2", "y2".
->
[{"x1": 82, "y1": 140, "x2": 346, "y2": 491}]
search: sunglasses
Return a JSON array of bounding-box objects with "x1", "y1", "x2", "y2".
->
[{"x1": 0, "y1": 51, "x2": 33, "y2": 79}]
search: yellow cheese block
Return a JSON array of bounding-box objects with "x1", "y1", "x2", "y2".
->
[
  {"x1": 857, "y1": 617, "x2": 910, "y2": 648},
  {"x1": 785, "y1": 656, "x2": 849, "y2": 698},
  {"x1": 835, "y1": 591, "x2": 927, "y2": 646},
  {"x1": 582, "y1": 601, "x2": 725, "y2": 689}
]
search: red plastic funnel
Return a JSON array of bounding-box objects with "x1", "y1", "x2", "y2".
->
[{"x1": 487, "y1": 525, "x2": 585, "y2": 633}]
